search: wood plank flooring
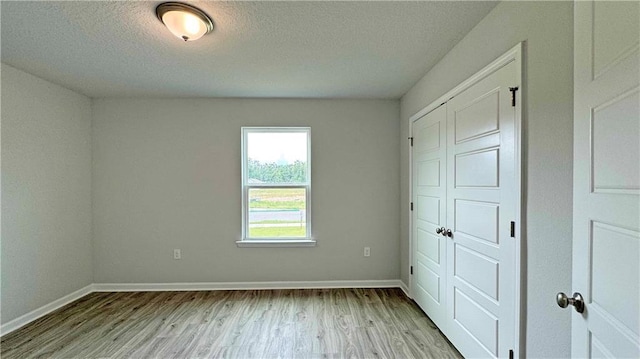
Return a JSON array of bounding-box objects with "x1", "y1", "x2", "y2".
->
[{"x1": 1, "y1": 288, "x2": 462, "y2": 359}]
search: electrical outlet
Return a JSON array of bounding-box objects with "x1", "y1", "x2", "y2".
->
[
  {"x1": 173, "y1": 249, "x2": 181, "y2": 260},
  {"x1": 364, "y1": 247, "x2": 370, "y2": 257}
]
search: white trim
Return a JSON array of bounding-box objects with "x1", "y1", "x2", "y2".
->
[
  {"x1": 408, "y1": 117, "x2": 414, "y2": 299},
  {"x1": 93, "y1": 280, "x2": 403, "y2": 292},
  {"x1": 512, "y1": 42, "x2": 524, "y2": 359},
  {"x1": 235, "y1": 239, "x2": 317, "y2": 247},
  {"x1": 398, "y1": 280, "x2": 411, "y2": 298},
  {"x1": 408, "y1": 43, "x2": 522, "y2": 123},
  {"x1": 408, "y1": 42, "x2": 523, "y2": 356},
  {"x1": 0, "y1": 284, "x2": 94, "y2": 336},
  {"x1": 240, "y1": 127, "x2": 312, "y2": 242}
]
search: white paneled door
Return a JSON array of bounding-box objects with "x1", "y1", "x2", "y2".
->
[
  {"x1": 412, "y1": 105, "x2": 448, "y2": 330},
  {"x1": 445, "y1": 60, "x2": 517, "y2": 359},
  {"x1": 571, "y1": 1, "x2": 640, "y2": 357},
  {"x1": 411, "y1": 47, "x2": 520, "y2": 358}
]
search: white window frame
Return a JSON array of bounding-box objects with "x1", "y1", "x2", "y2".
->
[{"x1": 237, "y1": 127, "x2": 315, "y2": 247}]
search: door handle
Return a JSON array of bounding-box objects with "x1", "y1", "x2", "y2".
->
[
  {"x1": 435, "y1": 227, "x2": 452, "y2": 237},
  {"x1": 556, "y1": 292, "x2": 585, "y2": 313}
]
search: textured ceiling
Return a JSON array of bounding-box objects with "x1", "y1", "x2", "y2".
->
[{"x1": 1, "y1": 1, "x2": 497, "y2": 99}]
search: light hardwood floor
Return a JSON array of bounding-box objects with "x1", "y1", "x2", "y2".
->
[{"x1": 1, "y1": 288, "x2": 462, "y2": 358}]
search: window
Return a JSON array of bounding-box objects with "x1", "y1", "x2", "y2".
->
[{"x1": 239, "y1": 127, "x2": 313, "y2": 247}]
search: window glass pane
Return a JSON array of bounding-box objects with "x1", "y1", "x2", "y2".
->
[
  {"x1": 247, "y1": 132, "x2": 308, "y2": 184},
  {"x1": 248, "y1": 188, "x2": 306, "y2": 238}
]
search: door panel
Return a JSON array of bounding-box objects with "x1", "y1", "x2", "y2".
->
[
  {"x1": 417, "y1": 228, "x2": 440, "y2": 264},
  {"x1": 417, "y1": 261, "x2": 441, "y2": 302},
  {"x1": 417, "y1": 196, "x2": 440, "y2": 224},
  {"x1": 454, "y1": 148, "x2": 500, "y2": 187},
  {"x1": 573, "y1": 1, "x2": 640, "y2": 358},
  {"x1": 454, "y1": 245, "x2": 499, "y2": 301},
  {"x1": 592, "y1": 1, "x2": 639, "y2": 79},
  {"x1": 591, "y1": 88, "x2": 640, "y2": 193},
  {"x1": 453, "y1": 288, "x2": 499, "y2": 356},
  {"x1": 422, "y1": 122, "x2": 442, "y2": 152},
  {"x1": 454, "y1": 90, "x2": 500, "y2": 143},
  {"x1": 446, "y1": 60, "x2": 517, "y2": 358},
  {"x1": 418, "y1": 160, "x2": 441, "y2": 187},
  {"x1": 412, "y1": 105, "x2": 448, "y2": 330},
  {"x1": 454, "y1": 199, "x2": 499, "y2": 244},
  {"x1": 590, "y1": 222, "x2": 639, "y2": 336}
]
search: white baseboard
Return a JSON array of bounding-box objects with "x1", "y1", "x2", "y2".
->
[
  {"x1": 93, "y1": 279, "x2": 403, "y2": 292},
  {"x1": 1, "y1": 280, "x2": 405, "y2": 337},
  {"x1": 0, "y1": 284, "x2": 94, "y2": 337},
  {"x1": 398, "y1": 280, "x2": 411, "y2": 298}
]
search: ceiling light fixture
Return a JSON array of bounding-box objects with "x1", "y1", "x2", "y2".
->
[{"x1": 156, "y1": 2, "x2": 213, "y2": 42}]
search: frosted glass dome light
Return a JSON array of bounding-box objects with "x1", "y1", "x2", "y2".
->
[{"x1": 156, "y1": 2, "x2": 213, "y2": 42}]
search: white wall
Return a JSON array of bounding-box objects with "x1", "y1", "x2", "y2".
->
[
  {"x1": 1, "y1": 64, "x2": 93, "y2": 323},
  {"x1": 92, "y1": 98, "x2": 400, "y2": 283},
  {"x1": 400, "y1": 2, "x2": 574, "y2": 358}
]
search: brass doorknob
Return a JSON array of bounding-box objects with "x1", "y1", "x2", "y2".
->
[{"x1": 556, "y1": 292, "x2": 585, "y2": 313}]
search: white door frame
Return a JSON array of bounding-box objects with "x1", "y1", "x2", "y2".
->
[{"x1": 408, "y1": 42, "x2": 524, "y2": 356}]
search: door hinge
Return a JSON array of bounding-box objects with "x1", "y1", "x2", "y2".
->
[
  {"x1": 408, "y1": 136, "x2": 414, "y2": 146},
  {"x1": 509, "y1": 349, "x2": 514, "y2": 359},
  {"x1": 410, "y1": 202, "x2": 414, "y2": 211},
  {"x1": 509, "y1": 87, "x2": 519, "y2": 107},
  {"x1": 510, "y1": 221, "x2": 515, "y2": 238},
  {"x1": 410, "y1": 266, "x2": 414, "y2": 275}
]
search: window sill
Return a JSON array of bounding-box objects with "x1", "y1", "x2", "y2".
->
[{"x1": 236, "y1": 239, "x2": 317, "y2": 248}]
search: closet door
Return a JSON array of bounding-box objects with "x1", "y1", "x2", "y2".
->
[
  {"x1": 411, "y1": 105, "x2": 448, "y2": 330},
  {"x1": 445, "y1": 61, "x2": 518, "y2": 358}
]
